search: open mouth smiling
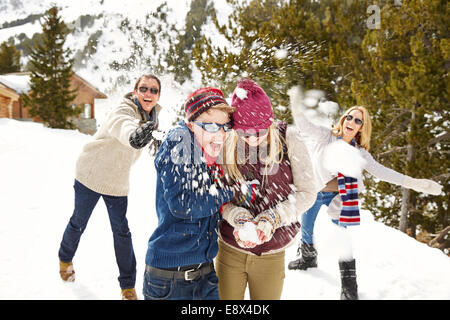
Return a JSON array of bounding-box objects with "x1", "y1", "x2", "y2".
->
[{"x1": 210, "y1": 141, "x2": 223, "y2": 152}]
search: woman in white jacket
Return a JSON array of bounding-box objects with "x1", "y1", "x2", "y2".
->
[{"x1": 287, "y1": 90, "x2": 442, "y2": 300}]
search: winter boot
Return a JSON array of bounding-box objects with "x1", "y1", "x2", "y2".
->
[
  {"x1": 288, "y1": 242, "x2": 318, "y2": 270},
  {"x1": 339, "y1": 259, "x2": 358, "y2": 300},
  {"x1": 59, "y1": 260, "x2": 75, "y2": 282},
  {"x1": 121, "y1": 288, "x2": 138, "y2": 300}
]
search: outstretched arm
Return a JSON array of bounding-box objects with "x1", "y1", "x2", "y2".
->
[
  {"x1": 129, "y1": 120, "x2": 156, "y2": 149},
  {"x1": 107, "y1": 106, "x2": 141, "y2": 148},
  {"x1": 271, "y1": 126, "x2": 317, "y2": 225},
  {"x1": 402, "y1": 176, "x2": 442, "y2": 195},
  {"x1": 288, "y1": 86, "x2": 333, "y2": 141},
  {"x1": 361, "y1": 149, "x2": 442, "y2": 195}
]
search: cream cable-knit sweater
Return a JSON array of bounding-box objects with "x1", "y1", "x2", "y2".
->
[{"x1": 75, "y1": 93, "x2": 161, "y2": 197}]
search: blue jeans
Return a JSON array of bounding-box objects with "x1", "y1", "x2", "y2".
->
[
  {"x1": 301, "y1": 191, "x2": 339, "y2": 245},
  {"x1": 143, "y1": 267, "x2": 220, "y2": 300},
  {"x1": 58, "y1": 180, "x2": 136, "y2": 289}
]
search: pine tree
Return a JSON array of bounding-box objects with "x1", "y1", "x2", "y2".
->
[
  {"x1": 359, "y1": 0, "x2": 449, "y2": 236},
  {"x1": 192, "y1": 0, "x2": 370, "y2": 122},
  {"x1": 0, "y1": 41, "x2": 21, "y2": 73},
  {"x1": 109, "y1": 2, "x2": 176, "y2": 87},
  {"x1": 23, "y1": 6, "x2": 79, "y2": 129},
  {"x1": 192, "y1": 0, "x2": 448, "y2": 236},
  {"x1": 165, "y1": 0, "x2": 214, "y2": 84}
]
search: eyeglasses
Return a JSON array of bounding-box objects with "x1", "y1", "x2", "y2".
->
[
  {"x1": 236, "y1": 129, "x2": 268, "y2": 138},
  {"x1": 138, "y1": 86, "x2": 159, "y2": 95},
  {"x1": 193, "y1": 121, "x2": 233, "y2": 133},
  {"x1": 345, "y1": 114, "x2": 363, "y2": 126}
]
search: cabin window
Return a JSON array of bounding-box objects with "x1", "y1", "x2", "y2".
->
[{"x1": 84, "y1": 104, "x2": 91, "y2": 118}]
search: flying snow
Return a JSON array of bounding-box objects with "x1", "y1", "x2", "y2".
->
[
  {"x1": 322, "y1": 140, "x2": 367, "y2": 177},
  {"x1": 235, "y1": 87, "x2": 248, "y2": 100}
]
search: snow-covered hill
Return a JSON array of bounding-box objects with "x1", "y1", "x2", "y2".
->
[
  {"x1": 0, "y1": 0, "x2": 237, "y2": 126},
  {"x1": 1, "y1": 0, "x2": 191, "y2": 100},
  {"x1": 0, "y1": 0, "x2": 233, "y2": 90},
  {"x1": 0, "y1": 118, "x2": 449, "y2": 300}
]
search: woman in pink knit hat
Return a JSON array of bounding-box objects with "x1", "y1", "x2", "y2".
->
[{"x1": 216, "y1": 78, "x2": 317, "y2": 300}]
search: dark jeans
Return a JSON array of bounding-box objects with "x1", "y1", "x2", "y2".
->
[
  {"x1": 143, "y1": 267, "x2": 220, "y2": 300},
  {"x1": 58, "y1": 180, "x2": 136, "y2": 289}
]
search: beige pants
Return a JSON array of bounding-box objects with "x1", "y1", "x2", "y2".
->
[{"x1": 216, "y1": 240, "x2": 285, "y2": 300}]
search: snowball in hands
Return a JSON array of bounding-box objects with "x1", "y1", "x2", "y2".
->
[{"x1": 238, "y1": 222, "x2": 260, "y2": 244}]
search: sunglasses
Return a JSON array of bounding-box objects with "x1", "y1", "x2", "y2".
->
[
  {"x1": 193, "y1": 121, "x2": 233, "y2": 133},
  {"x1": 138, "y1": 86, "x2": 159, "y2": 95},
  {"x1": 345, "y1": 114, "x2": 363, "y2": 126},
  {"x1": 236, "y1": 129, "x2": 268, "y2": 138}
]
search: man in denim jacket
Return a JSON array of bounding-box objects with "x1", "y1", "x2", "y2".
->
[{"x1": 143, "y1": 87, "x2": 244, "y2": 300}]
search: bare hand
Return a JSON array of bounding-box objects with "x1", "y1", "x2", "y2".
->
[{"x1": 257, "y1": 229, "x2": 268, "y2": 243}]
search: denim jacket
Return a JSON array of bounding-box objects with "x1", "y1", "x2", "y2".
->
[{"x1": 145, "y1": 121, "x2": 234, "y2": 268}]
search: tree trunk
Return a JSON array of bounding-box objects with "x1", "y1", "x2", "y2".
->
[
  {"x1": 400, "y1": 103, "x2": 417, "y2": 233},
  {"x1": 399, "y1": 113, "x2": 415, "y2": 233},
  {"x1": 399, "y1": 185, "x2": 410, "y2": 233}
]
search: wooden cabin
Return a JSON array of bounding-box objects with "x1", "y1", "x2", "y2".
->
[{"x1": 0, "y1": 72, "x2": 107, "y2": 134}]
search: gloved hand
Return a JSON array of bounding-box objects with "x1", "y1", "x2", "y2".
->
[
  {"x1": 232, "y1": 208, "x2": 254, "y2": 228},
  {"x1": 232, "y1": 179, "x2": 259, "y2": 206},
  {"x1": 129, "y1": 120, "x2": 156, "y2": 149},
  {"x1": 403, "y1": 176, "x2": 442, "y2": 195},
  {"x1": 254, "y1": 209, "x2": 281, "y2": 244}
]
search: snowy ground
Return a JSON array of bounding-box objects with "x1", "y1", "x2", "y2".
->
[{"x1": 0, "y1": 118, "x2": 449, "y2": 300}]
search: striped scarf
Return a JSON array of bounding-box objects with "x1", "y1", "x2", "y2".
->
[{"x1": 336, "y1": 139, "x2": 360, "y2": 227}]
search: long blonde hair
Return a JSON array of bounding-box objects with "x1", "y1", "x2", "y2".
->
[
  {"x1": 222, "y1": 123, "x2": 284, "y2": 184},
  {"x1": 331, "y1": 106, "x2": 372, "y2": 151}
]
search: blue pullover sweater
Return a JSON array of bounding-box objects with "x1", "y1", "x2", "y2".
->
[{"x1": 145, "y1": 121, "x2": 234, "y2": 268}]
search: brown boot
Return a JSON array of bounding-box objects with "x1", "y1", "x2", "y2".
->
[
  {"x1": 121, "y1": 288, "x2": 138, "y2": 300},
  {"x1": 59, "y1": 260, "x2": 75, "y2": 282}
]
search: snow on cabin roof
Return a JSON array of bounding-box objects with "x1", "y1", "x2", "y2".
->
[
  {"x1": 0, "y1": 72, "x2": 107, "y2": 99},
  {"x1": 0, "y1": 73, "x2": 31, "y2": 94}
]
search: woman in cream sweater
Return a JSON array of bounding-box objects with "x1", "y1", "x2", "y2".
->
[{"x1": 58, "y1": 74, "x2": 162, "y2": 300}]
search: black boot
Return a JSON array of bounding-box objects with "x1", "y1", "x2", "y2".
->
[
  {"x1": 339, "y1": 259, "x2": 358, "y2": 300},
  {"x1": 288, "y1": 242, "x2": 317, "y2": 270}
]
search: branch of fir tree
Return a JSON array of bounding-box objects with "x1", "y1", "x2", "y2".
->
[
  {"x1": 377, "y1": 146, "x2": 409, "y2": 159},
  {"x1": 376, "y1": 122, "x2": 409, "y2": 147},
  {"x1": 379, "y1": 110, "x2": 411, "y2": 137},
  {"x1": 427, "y1": 132, "x2": 450, "y2": 147},
  {"x1": 431, "y1": 173, "x2": 450, "y2": 181}
]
